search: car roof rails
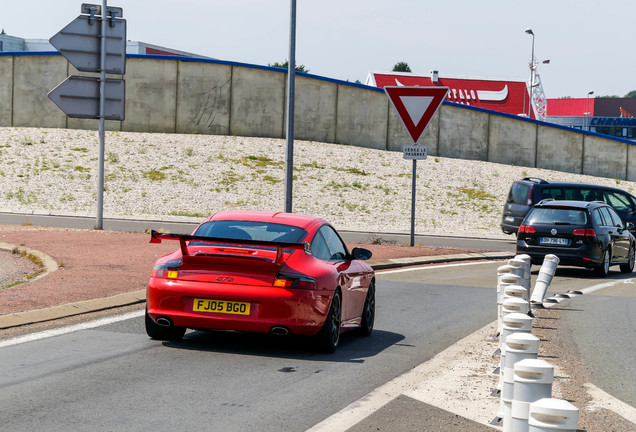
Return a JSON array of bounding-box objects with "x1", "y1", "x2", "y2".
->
[{"x1": 522, "y1": 177, "x2": 549, "y2": 184}]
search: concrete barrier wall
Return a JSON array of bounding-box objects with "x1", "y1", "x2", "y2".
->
[
  {"x1": 438, "y1": 104, "x2": 490, "y2": 161},
  {"x1": 1, "y1": 53, "x2": 634, "y2": 180},
  {"x1": 0, "y1": 56, "x2": 13, "y2": 125},
  {"x1": 489, "y1": 115, "x2": 537, "y2": 167},
  {"x1": 294, "y1": 75, "x2": 337, "y2": 143}
]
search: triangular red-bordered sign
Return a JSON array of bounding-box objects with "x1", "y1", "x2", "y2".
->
[{"x1": 384, "y1": 86, "x2": 449, "y2": 143}]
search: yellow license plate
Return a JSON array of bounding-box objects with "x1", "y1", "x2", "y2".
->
[{"x1": 193, "y1": 299, "x2": 251, "y2": 315}]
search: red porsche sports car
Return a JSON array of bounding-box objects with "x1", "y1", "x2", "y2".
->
[{"x1": 145, "y1": 211, "x2": 375, "y2": 353}]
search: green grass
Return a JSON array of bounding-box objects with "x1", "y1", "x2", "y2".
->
[
  {"x1": 107, "y1": 152, "x2": 119, "y2": 163},
  {"x1": 168, "y1": 210, "x2": 207, "y2": 218},
  {"x1": 142, "y1": 170, "x2": 166, "y2": 181}
]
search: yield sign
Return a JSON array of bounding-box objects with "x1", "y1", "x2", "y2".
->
[{"x1": 384, "y1": 86, "x2": 449, "y2": 143}]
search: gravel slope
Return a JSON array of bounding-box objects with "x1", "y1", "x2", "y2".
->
[{"x1": 2, "y1": 126, "x2": 635, "y2": 240}]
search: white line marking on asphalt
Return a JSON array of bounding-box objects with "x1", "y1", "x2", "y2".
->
[
  {"x1": 305, "y1": 321, "x2": 500, "y2": 432},
  {"x1": 578, "y1": 279, "x2": 630, "y2": 295},
  {"x1": 378, "y1": 260, "x2": 500, "y2": 274},
  {"x1": 585, "y1": 383, "x2": 636, "y2": 424},
  {"x1": 0, "y1": 310, "x2": 144, "y2": 348}
]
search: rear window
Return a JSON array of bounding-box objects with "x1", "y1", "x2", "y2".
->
[
  {"x1": 193, "y1": 220, "x2": 307, "y2": 243},
  {"x1": 526, "y1": 208, "x2": 588, "y2": 225},
  {"x1": 508, "y1": 182, "x2": 531, "y2": 204}
]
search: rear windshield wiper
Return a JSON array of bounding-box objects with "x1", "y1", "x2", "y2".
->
[{"x1": 553, "y1": 221, "x2": 572, "y2": 225}]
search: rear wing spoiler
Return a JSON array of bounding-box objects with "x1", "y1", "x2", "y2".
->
[{"x1": 149, "y1": 229, "x2": 307, "y2": 264}]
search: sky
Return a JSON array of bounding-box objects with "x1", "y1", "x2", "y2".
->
[{"x1": 2, "y1": 0, "x2": 634, "y2": 99}]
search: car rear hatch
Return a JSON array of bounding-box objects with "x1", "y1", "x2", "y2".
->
[
  {"x1": 519, "y1": 207, "x2": 594, "y2": 250},
  {"x1": 149, "y1": 230, "x2": 306, "y2": 286},
  {"x1": 502, "y1": 181, "x2": 534, "y2": 228}
]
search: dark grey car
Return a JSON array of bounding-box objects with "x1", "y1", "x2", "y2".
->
[{"x1": 501, "y1": 177, "x2": 636, "y2": 235}]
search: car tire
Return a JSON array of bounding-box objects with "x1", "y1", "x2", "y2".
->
[
  {"x1": 315, "y1": 290, "x2": 341, "y2": 353},
  {"x1": 145, "y1": 309, "x2": 186, "y2": 341},
  {"x1": 595, "y1": 248, "x2": 611, "y2": 277},
  {"x1": 359, "y1": 281, "x2": 375, "y2": 337},
  {"x1": 620, "y1": 245, "x2": 635, "y2": 273}
]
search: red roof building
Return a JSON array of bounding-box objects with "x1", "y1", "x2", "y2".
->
[{"x1": 366, "y1": 71, "x2": 534, "y2": 118}]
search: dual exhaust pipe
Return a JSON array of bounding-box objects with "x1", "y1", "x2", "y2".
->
[{"x1": 157, "y1": 317, "x2": 291, "y2": 337}]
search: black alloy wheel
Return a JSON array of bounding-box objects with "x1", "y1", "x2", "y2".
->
[
  {"x1": 359, "y1": 281, "x2": 375, "y2": 337},
  {"x1": 620, "y1": 245, "x2": 635, "y2": 273},
  {"x1": 595, "y1": 248, "x2": 611, "y2": 277},
  {"x1": 315, "y1": 290, "x2": 341, "y2": 353}
]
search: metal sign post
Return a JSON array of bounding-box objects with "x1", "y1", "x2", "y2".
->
[
  {"x1": 284, "y1": 0, "x2": 296, "y2": 214},
  {"x1": 48, "y1": 2, "x2": 126, "y2": 229},
  {"x1": 385, "y1": 87, "x2": 448, "y2": 246}
]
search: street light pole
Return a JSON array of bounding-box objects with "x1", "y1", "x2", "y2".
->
[
  {"x1": 525, "y1": 28, "x2": 535, "y2": 118},
  {"x1": 586, "y1": 90, "x2": 594, "y2": 131}
]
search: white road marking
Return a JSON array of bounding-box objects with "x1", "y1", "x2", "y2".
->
[
  {"x1": 579, "y1": 279, "x2": 632, "y2": 295},
  {"x1": 585, "y1": 383, "x2": 636, "y2": 424},
  {"x1": 0, "y1": 310, "x2": 144, "y2": 348},
  {"x1": 378, "y1": 260, "x2": 500, "y2": 275},
  {"x1": 306, "y1": 321, "x2": 500, "y2": 432}
]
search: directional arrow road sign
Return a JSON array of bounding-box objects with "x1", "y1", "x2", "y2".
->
[
  {"x1": 48, "y1": 75, "x2": 125, "y2": 120},
  {"x1": 49, "y1": 14, "x2": 126, "y2": 74},
  {"x1": 385, "y1": 86, "x2": 449, "y2": 144}
]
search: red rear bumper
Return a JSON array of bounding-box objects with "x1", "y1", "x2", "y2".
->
[{"x1": 146, "y1": 277, "x2": 333, "y2": 336}]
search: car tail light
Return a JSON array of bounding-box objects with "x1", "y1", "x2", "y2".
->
[
  {"x1": 519, "y1": 224, "x2": 536, "y2": 233},
  {"x1": 573, "y1": 228, "x2": 596, "y2": 236},
  {"x1": 273, "y1": 272, "x2": 317, "y2": 290},
  {"x1": 152, "y1": 260, "x2": 181, "y2": 279},
  {"x1": 526, "y1": 187, "x2": 533, "y2": 206}
]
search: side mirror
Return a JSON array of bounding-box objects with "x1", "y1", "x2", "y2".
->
[
  {"x1": 351, "y1": 247, "x2": 372, "y2": 261},
  {"x1": 627, "y1": 222, "x2": 635, "y2": 230}
]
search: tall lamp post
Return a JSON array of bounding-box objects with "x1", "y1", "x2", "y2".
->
[
  {"x1": 525, "y1": 28, "x2": 535, "y2": 118},
  {"x1": 586, "y1": 91, "x2": 594, "y2": 131}
]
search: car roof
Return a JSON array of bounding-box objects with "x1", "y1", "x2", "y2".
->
[
  {"x1": 518, "y1": 178, "x2": 628, "y2": 193},
  {"x1": 205, "y1": 210, "x2": 328, "y2": 229},
  {"x1": 534, "y1": 199, "x2": 606, "y2": 210}
]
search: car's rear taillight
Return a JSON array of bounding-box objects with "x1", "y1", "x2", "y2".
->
[
  {"x1": 573, "y1": 228, "x2": 596, "y2": 236},
  {"x1": 152, "y1": 260, "x2": 181, "y2": 279},
  {"x1": 519, "y1": 224, "x2": 536, "y2": 234},
  {"x1": 273, "y1": 272, "x2": 317, "y2": 290},
  {"x1": 526, "y1": 187, "x2": 533, "y2": 206}
]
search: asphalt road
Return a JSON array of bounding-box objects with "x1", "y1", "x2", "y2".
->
[
  {"x1": 556, "y1": 273, "x2": 636, "y2": 407},
  {"x1": 0, "y1": 262, "x2": 498, "y2": 432}
]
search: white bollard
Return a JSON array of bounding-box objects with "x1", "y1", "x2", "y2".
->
[
  {"x1": 504, "y1": 284, "x2": 529, "y2": 301},
  {"x1": 528, "y1": 398, "x2": 579, "y2": 432},
  {"x1": 509, "y1": 256, "x2": 531, "y2": 291},
  {"x1": 501, "y1": 312, "x2": 534, "y2": 350},
  {"x1": 530, "y1": 255, "x2": 560, "y2": 306},
  {"x1": 502, "y1": 333, "x2": 540, "y2": 405},
  {"x1": 494, "y1": 313, "x2": 535, "y2": 400},
  {"x1": 498, "y1": 271, "x2": 523, "y2": 335},
  {"x1": 509, "y1": 359, "x2": 554, "y2": 432},
  {"x1": 516, "y1": 254, "x2": 532, "y2": 283},
  {"x1": 503, "y1": 297, "x2": 530, "y2": 316}
]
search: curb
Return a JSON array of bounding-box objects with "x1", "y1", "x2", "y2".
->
[{"x1": 0, "y1": 252, "x2": 514, "y2": 330}]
